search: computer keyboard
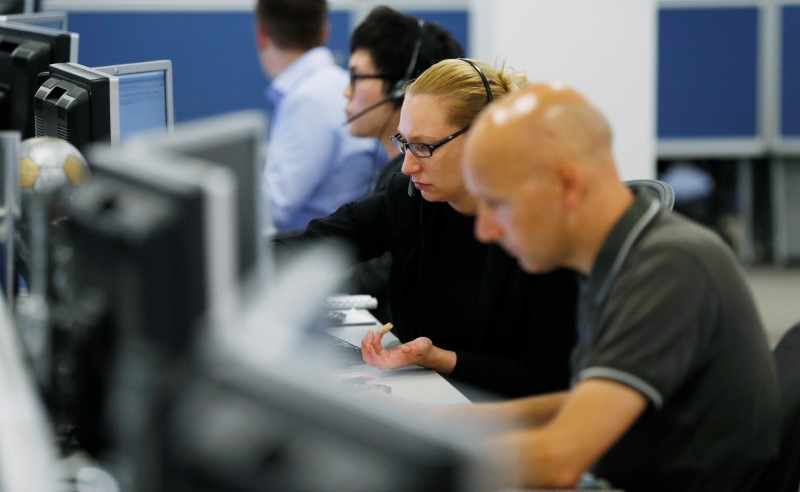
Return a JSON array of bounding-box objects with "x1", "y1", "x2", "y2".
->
[
  {"x1": 325, "y1": 295, "x2": 378, "y2": 310},
  {"x1": 320, "y1": 332, "x2": 364, "y2": 367}
]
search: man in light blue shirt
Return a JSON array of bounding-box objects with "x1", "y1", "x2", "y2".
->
[{"x1": 255, "y1": 0, "x2": 381, "y2": 232}]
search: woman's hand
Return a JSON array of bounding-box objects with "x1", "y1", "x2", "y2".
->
[{"x1": 360, "y1": 329, "x2": 456, "y2": 374}]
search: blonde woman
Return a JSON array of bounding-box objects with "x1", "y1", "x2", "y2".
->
[{"x1": 277, "y1": 59, "x2": 577, "y2": 399}]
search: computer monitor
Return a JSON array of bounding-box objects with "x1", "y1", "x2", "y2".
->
[
  {"x1": 0, "y1": 0, "x2": 26, "y2": 15},
  {"x1": 112, "y1": 243, "x2": 496, "y2": 491},
  {"x1": 34, "y1": 60, "x2": 173, "y2": 149},
  {"x1": 0, "y1": 22, "x2": 78, "y2": 139},
  {"x1": 60, "y1": 144, "x2": 238, "y2": 454},
  {"x1": 127, "y1": 111, "x2": 266, "y2": 283},
  {"x1": 93, "y1": 60, "x2": 174, "y2": 140},
  {"x1": 0, "y1": 11, "x2": 68, "y2": 30},
  {"x1": 149, "y1": 356, "x2": 495, "y2": 491}
]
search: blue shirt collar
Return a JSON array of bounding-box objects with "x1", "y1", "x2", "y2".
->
[{"x1": 266, "y1": 46, "x2": 336, "y2": 103}]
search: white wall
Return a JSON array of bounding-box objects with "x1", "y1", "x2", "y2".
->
[{"x1": 471, "y1": 0, "x2": 656, "y2": 180}]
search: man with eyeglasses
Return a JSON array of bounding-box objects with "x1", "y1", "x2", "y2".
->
[
  {"x1": 344, "y1": 7, "x2": 463, "y2": 189},
  {"x1": 255, "y1": 0, "x2": 378, "y2": 232},
  {"x1": 342, "y1": 7, "x2": 463, "y2": 322}
]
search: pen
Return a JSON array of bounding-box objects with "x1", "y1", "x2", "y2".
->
[{"x1": 378, "y1": 322, "x2": 393, "y2": 335}]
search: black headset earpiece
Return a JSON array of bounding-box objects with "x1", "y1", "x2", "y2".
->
[{"x1": 391, "y1": 19, "x2": 425, "y2": 101}]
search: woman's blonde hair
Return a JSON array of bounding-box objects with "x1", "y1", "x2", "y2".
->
[{"x1": 404, "y1": 58, "x2": 528, "y2": 128}]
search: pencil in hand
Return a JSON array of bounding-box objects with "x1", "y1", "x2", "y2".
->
[{"x1": 378, "y1": 322, "x2": 393, "y2": 335}]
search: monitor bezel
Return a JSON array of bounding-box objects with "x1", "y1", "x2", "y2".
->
[
  {"x1": 0, "y1": 21, "x2": 78, "y2": 62},
  {"x1": 86, "y1": 144, "x2": 238, "y2": 325},
  {"x1": 0, "y1": 11, "x2": 68, "y2": 30},
  {"x1": 0, "y1": 22, "x2": 78, "y2": 138},
  {"x1": 0, "y1": 131, "x2": 18, "y2": 307},
  {"x1": 126, "y1": 110, "x2": 267, "y2": 282},
  {"x1": 93, "y1": 59, "x2": 175, "y2": 135}
]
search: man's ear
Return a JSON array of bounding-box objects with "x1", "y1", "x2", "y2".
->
[
  {"x1": 255, "y1": 24, "x2": 269, "y2": 51},
  {"x1": 557, "y1": 161, "x2": 585, "y2": 211},
  {"x1": 321, "y1": 22, "x2": 331, "y2": 45}
]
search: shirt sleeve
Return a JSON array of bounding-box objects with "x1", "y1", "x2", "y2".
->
[
  {"x1": 265, "y1": 93, "x2": 340, "y2": 230},
  {"x1": 272, "y1": 175, "x2": 403, "y2": 265},
  {"x1": 577, "y1": 249, "x2": 718, "y2": 408},
  {"x1": 451, "y1": 268, "x2": 578, "y2": 398}
]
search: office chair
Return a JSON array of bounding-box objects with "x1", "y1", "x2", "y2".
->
[
  {"x1": 759, "y1": 321, "x2": 800, "y2": 492},
  {"x1": 625, "y1": 179, "x2": 676, "y2": 210}
]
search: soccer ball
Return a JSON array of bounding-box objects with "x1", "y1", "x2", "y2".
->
[{"x1": 19, "y1": 136, "x2": 90, "y2": 200}]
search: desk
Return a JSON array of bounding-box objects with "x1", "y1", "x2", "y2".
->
[{"x1": 326, "y1": 311, "x2": 471, "y2": 406}]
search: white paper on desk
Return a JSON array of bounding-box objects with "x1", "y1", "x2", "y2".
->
[{"x1": 329, "y1": 365, "x2": 471, "y2": 406}]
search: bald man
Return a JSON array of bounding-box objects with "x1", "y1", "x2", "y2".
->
[{"x1": 461, "y1": 83, "x2": 779, "y2": 491}]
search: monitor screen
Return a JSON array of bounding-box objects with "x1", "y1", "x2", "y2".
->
[
  {"x1": 94, "y1": 60, "x2": 173, "y2": 141},
  {"x1": 0, "y1": 11, "x2": 68, "y2": 30},
  {"x1": 127, "y1": 111, "x2": 266, "y2": 283},
  {"x1": 0, "y1": 22, "x2": 78, "y2": 139}
]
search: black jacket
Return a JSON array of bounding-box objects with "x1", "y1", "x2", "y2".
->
[{"x1": 276, "y1": 173, "x2": 577, "y2": 398}]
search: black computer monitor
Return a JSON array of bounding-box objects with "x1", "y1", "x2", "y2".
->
[
  {"x1": 72, "y1": 143, "x2": 237, "y2": 356},
  {"x1": 127, "y1": 111, "x2": 266, "y2": 283},
  {"x1": 0, "y1": 11, "x2": 68, "y2": 30},
  {"x1": 60, "y1": 144, "x2": 238, "y2": 454},
  {"x1": 114, "y1": 242, "x2": 496, "y2": 491},
  {"x1": 34, "y1": 60, "x2": 173, "y2": 149},
  {"x1": 0, "y1": 22, "x2": 77, "y2": 139},
  {"x1": 147, "y1": 332, "x2": 496, "y2": 491},
  {"x1": 0, "y1": 0, "x2": 25, "y2": 15}
]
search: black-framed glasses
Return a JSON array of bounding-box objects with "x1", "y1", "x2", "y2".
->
[
  {"x1": 390, "y1": 126, "x2": 470, "y2": 158},
  {"x1": 349, "y1": 70, "x2": 394, "y2": 91}
]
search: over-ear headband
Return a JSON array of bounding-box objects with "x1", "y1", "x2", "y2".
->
[
  {"x1": 389, "y1": 19, "x2": 426, "y2": 100},
  {"x1": 457, "y1": 58, "x2": 494, "y2": 103}
]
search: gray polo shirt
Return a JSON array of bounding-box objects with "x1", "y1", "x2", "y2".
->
[{"x1": 572, "y1": 192, "x2": 779, "y2": 491}]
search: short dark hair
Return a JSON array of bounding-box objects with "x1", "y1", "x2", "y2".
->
[
  {"x1": 255, "y1": 0, "x2": 327, "y2": 51},
  {"x1": 350, "y1": 7, "x2": 465, "y2": 104}
]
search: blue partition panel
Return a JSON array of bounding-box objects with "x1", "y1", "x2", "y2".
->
[
  {"x1": 327, "y1": 9, "x2": 352, "y2": 67},
  {"x1": 781, "y1": 6, "x2": 800, "y2": 138},
  {"x1": 68, "y1": 10, "x2": 351, "y2": 123},
  {"x1": 657, "y1": 7, "x2": 759, "y2": 138}
]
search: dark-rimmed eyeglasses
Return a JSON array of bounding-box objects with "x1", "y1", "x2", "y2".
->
[
  {"x1": 390, "y1": 127, "x2": 470, "y2": 158},
  {"x1": 349, "y1": 70, "x2": 394, "y2": 91}
]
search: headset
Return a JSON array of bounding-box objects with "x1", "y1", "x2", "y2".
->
[
  {"x1": 458, "y1": 58, "x2": 494, "y2": 103},
  {"x1": 407, "y1": 58, "x2": 495, "y2": 198},
  {"x1": 345, "y1": 19, "x2": 425, "y2": 124}
]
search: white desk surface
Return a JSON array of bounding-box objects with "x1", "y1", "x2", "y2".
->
[{"x1": 326, "y1": 310, "x2": 470, "y2": 406}]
